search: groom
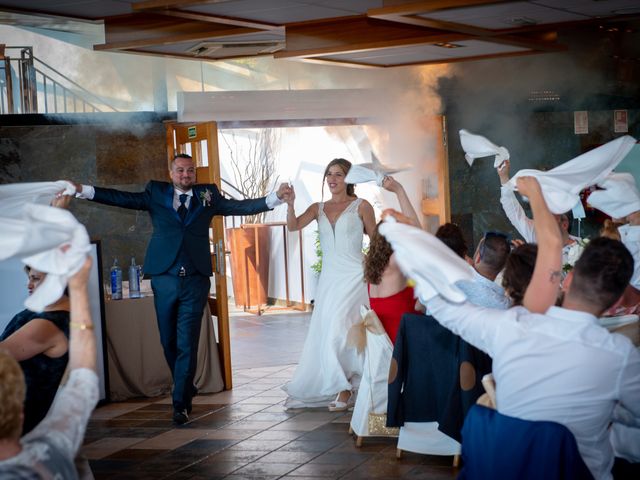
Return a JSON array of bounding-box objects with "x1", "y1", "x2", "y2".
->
[{"x1": 69, "y1": 153, "x2": 290, "y2": 424}]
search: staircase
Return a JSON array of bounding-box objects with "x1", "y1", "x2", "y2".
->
[{"x1": 0, "y1": 45, "x2": 118, "y2": 114}]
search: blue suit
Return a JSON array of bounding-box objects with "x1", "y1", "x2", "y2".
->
[{"x1": 92, "y1": 180, "x2": 271, "y2": 411}]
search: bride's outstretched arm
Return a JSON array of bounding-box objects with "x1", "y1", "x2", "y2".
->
[{"x1": 286, "y1": 185, "x2": 318, "y2": 231}]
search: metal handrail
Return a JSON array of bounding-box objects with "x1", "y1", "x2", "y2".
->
[
  {"x1": 1, "y1": 46, "x2": 119, "y2": 114},
  {"x1": 32, "y1": 55, "x2": 119, "y2": 112}
]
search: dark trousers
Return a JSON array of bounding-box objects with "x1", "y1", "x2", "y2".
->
[{"x1": 151, "y1": 273, "x2": 210, "y2": 411}]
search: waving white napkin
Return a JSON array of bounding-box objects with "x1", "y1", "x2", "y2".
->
[
  {"x1": 459, "y1": 129, "x2": 510, "y2": 168},
  {"x1": 345, "y1": 153, "x2": 411, "y2": 186},
  {"x1": 378, "y1": 217, "x2": 474, "y2": 303},
  {"x1": 588, "y1": 172, "x2": 640, "y2": 219},
  {"x1": 505, "y1": 135, "x2": 637, "y2": 214},
  {"x1": 0, "y1": 182, "x2": 90, "y2": 312}
]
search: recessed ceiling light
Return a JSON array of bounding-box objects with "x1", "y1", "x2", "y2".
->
[
  {"x1": 434, "y1": 42, "x2": 464, "y2": 48},
  {"x1": 505, "y1": 16, "x2": 538, "y2": 26}
]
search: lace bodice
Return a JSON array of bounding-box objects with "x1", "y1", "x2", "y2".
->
[{"x1": 318, "y1": 198, "x2": 364, "y2": 270}]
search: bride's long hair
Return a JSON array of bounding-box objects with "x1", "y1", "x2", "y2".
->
[{"x1": 321, "y1": 158, "x2": 356, "y2": 200}]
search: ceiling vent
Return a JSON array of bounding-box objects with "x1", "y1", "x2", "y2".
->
[
  {"x1": 504, "y1": 16, "x2": 539, "y2": 26},
  {"x1": 188, "y1": 41, "x2": 285, "y2": 57}
]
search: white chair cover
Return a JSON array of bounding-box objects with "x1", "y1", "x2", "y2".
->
[
  {"x1": 350, "y1": 309, "x2": 395, "y2": 437},
  {"x1": 397, "y1": 422, "x2": 461, "y2": 456}
]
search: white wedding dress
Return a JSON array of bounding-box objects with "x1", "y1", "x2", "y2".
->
[{"x1": 283, "y1": 198, "x2": 368, "y2": 408}]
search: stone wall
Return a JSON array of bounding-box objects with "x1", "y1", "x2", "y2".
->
[{"x1": 0, "y1": 112, "x2": 175, "y2": 283}]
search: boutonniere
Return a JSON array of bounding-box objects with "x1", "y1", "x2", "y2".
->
[
  {"x1": 199, "y1": 189, "x2": 212, "y2": 207},
  {"x1": 562, "y1": 238, "x2": 589, "y2": 273}
]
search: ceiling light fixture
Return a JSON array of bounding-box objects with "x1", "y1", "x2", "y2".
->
[{"x1": 434, "y1": 42, "x2": 464, "y2": 48}]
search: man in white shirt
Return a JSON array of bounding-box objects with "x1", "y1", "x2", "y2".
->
[
  {"x1": 497, "y1": 160, "x2": 583, "y2": 268},
  {"x1": 426, "y1": 233, "x2": 639, "y2": 479}
]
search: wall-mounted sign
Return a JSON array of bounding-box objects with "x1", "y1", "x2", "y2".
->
[
  {"x1": 614, "y1": 110, "x2": 628, "y2": 133},
  {"x1": 574, "y1": 111, "x2": 588, "y2": 135},
  {"x1": 187, "y1": 125, "x2": 197, "y2": 139}
]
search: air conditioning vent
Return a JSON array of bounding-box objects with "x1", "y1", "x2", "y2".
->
[
  {"x1": 504, "y1": 16, "x2": 538, "y2": 26},
  {"x1": 187, "y1": 41, "x2": 284, "y2": 57}
]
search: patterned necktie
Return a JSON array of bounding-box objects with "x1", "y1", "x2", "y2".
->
[{"x1": 178, "y1": 193, "x2": 188, "y2": 221}]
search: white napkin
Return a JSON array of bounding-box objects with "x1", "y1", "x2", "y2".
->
[
  {"x1": 505, "y1": 135, "x2": 636, "y2": 214},
  {"x1": 0, "y1": 182, "x2": 90, "y2": 312},
  {"x1": 378, "y1": 217, "x2": 474, "y2": 303},
  {"x1": 588, "y1": 172, "x2": 640, "y2": 219},
  {"x1": 0, "y1": 180, "x2": 76, "y2": 216},
  {"x1": 459, "y1": 129, "x2": 510, "y2": 168},
  {"x1": 345, "y1": 153, "x2": 411, "y2": 186}
]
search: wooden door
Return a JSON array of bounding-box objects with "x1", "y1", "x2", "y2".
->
[
  {"x1": 165, "y1": 121, "x2": 233, "y2": 390},
  {"x1": 420, "y1": 115, "x2": 451, "y2": 227}
]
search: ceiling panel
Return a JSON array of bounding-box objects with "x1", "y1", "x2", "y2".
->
[
  {"x1": 320, "y1": 40, "x2": 529, "y2": 67},
  {"x1": 184, "y1": 0, "x2": 381, "y2": 24},
  {"x1": 420, "y1": 2, "x2": 586, "y2": 30},
  {"x1": 0, "y1": 0, "x2": 132, "y2": 19},
  {"x1": 533, "y1": 0, "x2": 640, "y2": 17}
]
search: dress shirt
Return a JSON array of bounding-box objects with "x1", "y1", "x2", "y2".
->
[
  {"x1": 500, "y1": 186, "x2": 583, "y2": 266},
  {"x1": 78, "y1": 184, "x2": 282, "y2": 209},
  {"x1": 456, "y1": 268, "x2": 510, "y2": 310},
  {"x1": 619, "y1": 224, "x2": 640, "y2": 290},
  {"x1": 426, "y1": 296, "x2": 640, "y2": 480}
]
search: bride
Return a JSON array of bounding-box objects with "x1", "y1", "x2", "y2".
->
[{"x1": 283, "y1": 158, "x2": 376, "y2": 410}]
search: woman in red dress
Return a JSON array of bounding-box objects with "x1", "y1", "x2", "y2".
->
[{"x1": 364, "y1": 177, "x2": 421, "y2": 343}]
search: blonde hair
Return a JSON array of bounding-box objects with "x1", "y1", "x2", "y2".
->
[{"x1": 0, "y1": 349, "x2": 25, "y2": 439}]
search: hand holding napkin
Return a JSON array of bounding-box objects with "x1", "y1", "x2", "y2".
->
[{"x1": 459, "y1": 129, "x2": 510, "y2": 168}]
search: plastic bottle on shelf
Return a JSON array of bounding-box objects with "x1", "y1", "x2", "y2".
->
[
  {"x1": 110, "y1": 258, "x2": 123, "y2": 300},
  {"x1": 129, "y1": 257, "x2": 141, "y2": 299}
]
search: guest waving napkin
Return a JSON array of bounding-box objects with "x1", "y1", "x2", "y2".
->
[
  {"x1": 0, "y1": 182, "x2": 90, "y2": 312},
  {"x1": 506, "y1": 135, "x2": 636, "y2": 214}
]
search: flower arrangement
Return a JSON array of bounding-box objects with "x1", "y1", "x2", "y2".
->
[
  {"x1": 562, "y1": 238, "x2": 589, "y2": 273},
  {"x1": 199, "y1": 188, "x2": 212, "y2": 207}
]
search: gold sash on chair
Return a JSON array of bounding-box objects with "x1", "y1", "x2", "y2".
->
[{"x1": 348, "y1": 304, "x2": 399, "y2": 437}]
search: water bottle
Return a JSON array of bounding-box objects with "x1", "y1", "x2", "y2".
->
[
  {"x1": 129, "y1": 256, "x2": 141, "y2": 299},
  {"x1": 110, "y1": 258, "x2": 123, "y2": 300}
]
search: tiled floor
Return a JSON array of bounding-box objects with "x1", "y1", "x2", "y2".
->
[{"x1": 83, "y1": 308, "x2": 459, "y2": 479}]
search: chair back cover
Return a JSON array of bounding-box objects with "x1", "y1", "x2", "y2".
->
[{"x1": 458, "y1": 405, "x2": 593, "y2": 480}]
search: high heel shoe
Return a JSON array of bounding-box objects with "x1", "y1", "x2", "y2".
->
[{"x1": 328, "y1": 391, "x2": 353, "y2": 412}]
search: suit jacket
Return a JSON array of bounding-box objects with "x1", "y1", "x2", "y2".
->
[
  {"x1": 92, "y1": 180, "x2": 271, "y2": 276},
  {"x1": 387, "y1": 313, "x2": 492, "y2": 443}
]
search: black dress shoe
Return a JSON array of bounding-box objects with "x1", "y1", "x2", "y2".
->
[{"x1": 172, "y1": 409, "x2": 189, "y2": 425}]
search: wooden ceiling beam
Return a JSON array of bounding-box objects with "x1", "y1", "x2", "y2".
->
[
  {"x1": 94, "y1": 13, "x2": 261, "y2": 50},
  {"x1": 276, "y1": 16, "x2": 469, "y2": 59},
  {"x1": 371, "y1": 0, "x2": 510, "y2": 16}
]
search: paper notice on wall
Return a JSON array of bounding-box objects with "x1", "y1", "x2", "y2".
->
[
  {"x1": 574, "y1": 111, "x2": 588, "y2": 135},
  {"x1": 614, "y1": 110, "x2": 628, "y2": 133}
]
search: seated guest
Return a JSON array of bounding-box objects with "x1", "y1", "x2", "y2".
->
[
  {"x1": 406, "y1": 177, "x2": 639, "y2": 479},
  {"x1": 0, "y1": 266, "x2": 70, "y2": 434},
  {"x1": 501, "y1": 243, "x2": 537, "y2": 306},
  {"x1": 456, "y1": 231, "x2": 511, "y2": 309},
  {"x1": 0, "y1": 257, "x2": 98, "y2": 478},
  {"x1": 364, "y1": 176, "x2": 421, "y2": 343},
  {"x1": 592, "y1": 180, "x2": 640, "y2": 318},
  {"x1": 435, "y1": 222, "x2": 471, "y2": 263}
]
